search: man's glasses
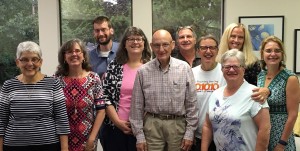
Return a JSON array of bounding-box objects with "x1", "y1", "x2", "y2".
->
[
  {"x1": 127, "y1": 37, "x2": 144, "y2": 43},
  {"x1": 152, "y1": 42, "x2": 172, "y2": 49},
  {"x1": 65, "y1": 49, "x2": 82, "y2": 55},
  {"x1": 264, "y1": 49, "x2": 282, "y2": 54},
  {"x1": 222, "y1": 65, "x2": 243, "y2": 71},
  {"x1": 18, "y1": 57, "x2": 41, "y2": 64},
  {"x1": 199, "y1": 46, "x2": 218, "y2": 51}
]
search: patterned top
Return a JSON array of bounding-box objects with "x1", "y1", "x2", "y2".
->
[
  {"x1": 57, "y1": 72, "x2": 104, "y2": 151},
  {"x1": 129, "y1": 57, "x2": 198, "y2": 143},
  {"x1": 101, "y1": 59, "x2": 124, "y2": 126},
  {"x1": 208, "y1": 81, "x2": 268, "y2": 151},
  {"x1": 244, "y1": 61, "x2": 261, "y2": 86},
  {"x1": 0, "y1": 76, "x2": 70, "y2": 146},
  {"x1": 257, "y1": 68, "x2": 297, "y2": 150}
]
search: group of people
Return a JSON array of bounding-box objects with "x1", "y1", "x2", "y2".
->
[{"x1": 0, "y1": 15, "x2": 299, "y2": 151}]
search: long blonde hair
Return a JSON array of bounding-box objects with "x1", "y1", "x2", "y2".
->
[{"x1": 216, "y1": 23, "x2": 258, "y2": 67}]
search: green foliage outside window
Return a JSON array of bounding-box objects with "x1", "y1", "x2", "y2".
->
[
  {"x1": 0, "y1": 0, "x2": 222, "y2": 86},
  {"x1": 0, "y1": 0, "x2": 39, "y2": 86},
  {"x1": 152, "y1": 0, "x2": 222, "y2": 41},
  {"x1": 60, "y1": 0, "x2": 132, "y2": 45}
]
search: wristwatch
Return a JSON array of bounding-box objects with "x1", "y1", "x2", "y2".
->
[{"x1": 278, "y1": 140, "x2": 288, "y2": 146}]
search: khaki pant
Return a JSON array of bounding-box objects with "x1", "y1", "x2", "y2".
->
[
  {"x1": 294, "y1": 112, "x2": 300, "y2": 136},
  {"x1": 143, "y1": 114, "x2": 186, "y2": 151}
]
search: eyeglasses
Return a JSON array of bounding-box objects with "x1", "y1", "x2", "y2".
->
[
  {"x1": 94, "y1": 28, "x2": 109, "y2": 33},
  {"x1": 222, "y1": 65, "x2": 243, "y2": 71},
  {"x1": 264, "y1": 49, "x2": 282, "y2": 54},
  {"x1": 66, "y1": 49, "x2": 82, "y2": 55},
  {"x1": 127, "y1": 37, "x2": 144, "y2": 43},
  {"x1": 199, "y1": 46, "x2": 218, "y2": 51},
  {"x1": 152, "y1": 42, "x2": 172, "y2": 49},
  {"x1": 18, "y1": 57, "x2": 41, "y2": 64}
]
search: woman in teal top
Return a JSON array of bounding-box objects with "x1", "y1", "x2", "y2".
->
[{"x1": 257, "y1": 36, "x2": 300, "y2": 150}]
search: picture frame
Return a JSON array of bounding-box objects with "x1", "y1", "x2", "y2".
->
[
  {"x1": 239, "y1": 16, "x2": 284, "y2": 51},
  {"x1": 294, "y1": 29, "x2": 300, "y2": 74}
]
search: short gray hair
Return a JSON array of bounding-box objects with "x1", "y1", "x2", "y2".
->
[
  {"x1": 176, "y1": 26, "x2": 197, "y2": 40},
  {"x1": 220, "y1": 49, "x2": 245, "y2": 67},
  {"x1": 16, "y1": 41, "x2": 42, "y2": 59}
]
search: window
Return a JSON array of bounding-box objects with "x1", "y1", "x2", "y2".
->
[
  {"x1": 0, "y1": 0, "x2": 39, "y2": 86},
  {"x1": 59, "y1": 0, "x2": 132, "y2": 50},
  {"x1": 152, "y1": 0, "x2": 223, "y2": 41}
]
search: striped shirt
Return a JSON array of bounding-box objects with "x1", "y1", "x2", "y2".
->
[
  {"x1": 129, "y1": 57, "x2": 199, "y2": 143},
  {"x1": 0, "y1": 76, "x2": 70, "y2": 146}
]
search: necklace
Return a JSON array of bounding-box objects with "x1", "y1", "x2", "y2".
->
[
  {"x1": 266, "y1": 70, "x2": 281, "y2": 80},
  {"x1": 23, "y1": 83, "x2": 37, "y2": 99},
  {"x1": 19, "y1": 74, "x2": 43, "y2": 98}
]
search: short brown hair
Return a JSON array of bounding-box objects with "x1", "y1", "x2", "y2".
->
[{"x1": 92, "y1": 16, "x2": 112, "y2": 28}]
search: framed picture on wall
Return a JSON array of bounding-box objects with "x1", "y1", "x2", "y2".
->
[
  {"x1": 239, "y1": 16, "x2": 284, "y2": 51},
  {"x1": 294, "y1": 29, "x2": 300, "y2": 74}
]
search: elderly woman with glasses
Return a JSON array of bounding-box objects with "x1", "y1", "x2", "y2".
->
[
  {"x1": 201, "y1": 49, "x2": 270, "y2": 151},
  {"x1": 55, "y1": 39, "x2": 105, "y2": 151},
  {"x1": 101, "y1": 26, "x2": 151, "y2": 151},
  {"x1": 0, "y1": 41, "x2": 70, "y2": 151},
  {"x1": 257, "y1": 36, "x2": 300, "y2": 151},
  {"x1": 216, "y1": 23, "x2": 271, "y2": 109}
]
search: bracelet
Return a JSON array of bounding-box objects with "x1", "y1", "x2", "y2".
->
[{"x1": 278, "y1": 140, "x2": 288, "y2": 146}]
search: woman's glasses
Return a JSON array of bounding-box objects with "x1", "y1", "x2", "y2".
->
[{"x1": 18, "y1": 57, "x2": 41, "y2": 64}]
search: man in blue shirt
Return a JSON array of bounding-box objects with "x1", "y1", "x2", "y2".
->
[{"x1": 89, "y1": 16, "x2": 119, "y2": 80}]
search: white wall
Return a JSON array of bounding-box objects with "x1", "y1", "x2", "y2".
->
[
  {"x1": 224, "y1": 0, "x2": 300, "y2": 71},
  {"x1": 38, "y1": 0, "x2": 60, "y2": 75},
  {"x1": 38, "y1": 0, "x2": 300, "y2": 75},
  {"x1": 132, "y1": 0, "x2": 152, "y2": 43}
]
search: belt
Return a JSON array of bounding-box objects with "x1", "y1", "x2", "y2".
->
[{"x1": 146, "y1": 112, "x2": 185, "y2": 120}]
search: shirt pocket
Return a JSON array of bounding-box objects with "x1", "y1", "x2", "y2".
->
[{"x1": 172, "y1": 80, "x2": 186, "y2": 99}]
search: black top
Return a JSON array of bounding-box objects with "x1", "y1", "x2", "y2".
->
[
  {"x1": 172, "y1": 48, "x2": 201, "y2": 67},
  {"x1": 244, "y1": 61, "x2": 261, "y2": 85}
]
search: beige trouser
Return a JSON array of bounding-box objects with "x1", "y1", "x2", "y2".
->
[{"x1": 143, "y1": 113, "x2": 186, "y2": 151}]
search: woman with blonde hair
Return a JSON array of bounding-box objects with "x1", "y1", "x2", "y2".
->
[
  {"x1": 217, "y1": 23, "x2": 271, "y2": 103},
  {"x1": 216, "y1": 23, "x2": 260, "y2": 85}
]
